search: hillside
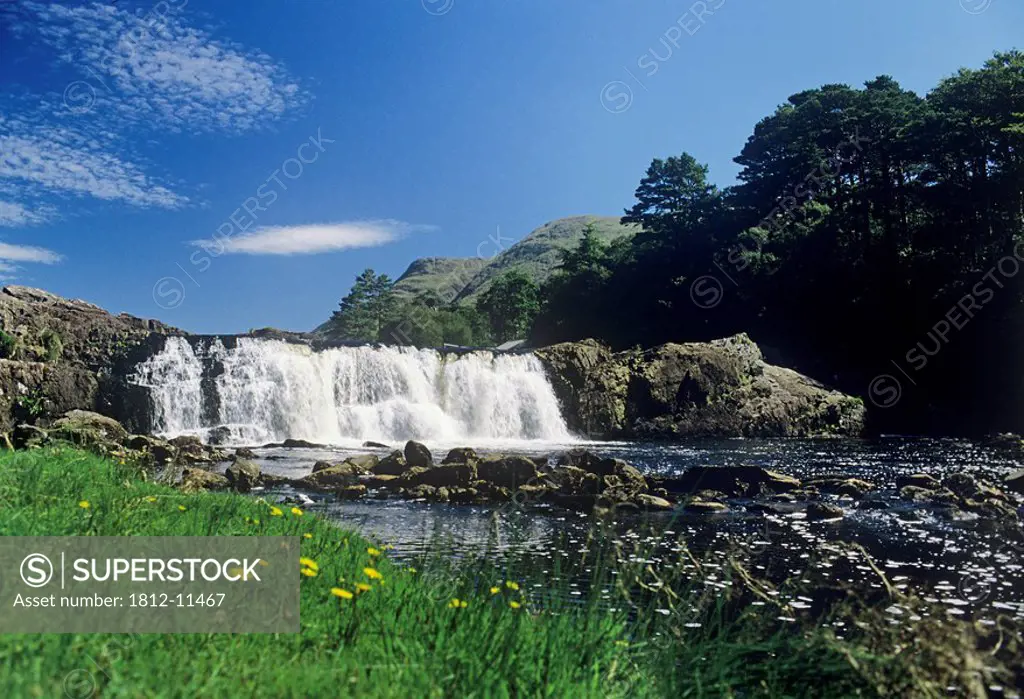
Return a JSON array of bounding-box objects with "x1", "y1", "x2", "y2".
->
[
  {"x1": 391, "y1": 257, "x2": 489, "y2": 302},
  {"x1": 386, "y1": 215, "x2": 637, "y2": 308},
  {"x1": 454, "y1": 215, "x2": 637, "y2": 303},
  {"x1": 315, "y1": 215, "x2": 636, "y2": 336}
]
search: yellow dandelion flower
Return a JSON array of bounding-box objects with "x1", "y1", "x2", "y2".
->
[
  {"x1": 252, "y1": 518, "x2": 260, "y2": 525},
  {"x1": 355, "y1": 582, "x2": 371, "y2": 593},
  {"x1": 509, "y1": 601, "x2": 521, "y2": 609},
  {"x1": 331, "y1": 587, "x2": 353, "y2": 600},
  {"x1": 505, "y1": 581, "x2": 519, "y2": 591},
  {"x1": 78, "y1": 500, "x2": 90, "y2": 509},
  {"x1": 144, "y1": 496, "x2": 157, "y2": 503},
  {"x1": 408, "y1": 567, "x2": 417, "y2": 574},
  {"x1": 177, "y1": 505, "x2": 187, "y2": 512},
  {"x1": 367, "y1": 547, "x2": 381, "y2": 557},
  {"x1": 300, "y1": 568, "x2": 317, "y2": 577},
  {"x1": 269, "y1": 506, "x2": 283, "y2": 517},
  {"x1": 363, "y1": 567, "x2": 382, "y2": 580},
  {"x1": 303, "y1": 533, "x2": 313, "y2": 539},
  {"x1": 490, "y1": 586, "x2": 500, "y2": 595},
  {"x1": 299, "y1": 557, "x2": 319, "y2": 571},
  {"x1": 448, "y1": 598, "x2": 468, "y2": 609},
  {"x1": 290, "y1": 507, "x2": 303, "y2": 516}
]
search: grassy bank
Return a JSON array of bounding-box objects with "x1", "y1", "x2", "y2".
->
[{"x1": 0, "y1": 448, "x2": 1013, "y2": 697}]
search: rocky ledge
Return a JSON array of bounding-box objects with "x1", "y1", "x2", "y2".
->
[
  {"x1": 0, "y1": 286, "x2": 865, "y2": 442},
  {"x1": 534, "y1": 334, "x2": 866, "y2": 439},
  {"x1": 19, "y1": 414, "x2": 1019, "y2": 523}
]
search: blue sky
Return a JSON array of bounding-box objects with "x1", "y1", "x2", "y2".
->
[{"x1": 0, "y1": 0, "x2": 1019, "y2": 333}]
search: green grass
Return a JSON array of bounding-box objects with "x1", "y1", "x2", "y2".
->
[{"x1": 0, "y1": 448, "x2": 1009, "y2": 697}]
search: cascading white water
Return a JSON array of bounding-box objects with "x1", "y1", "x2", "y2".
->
[{"x1": 130, "y1": 337, "x2": 572, "y2": 445}]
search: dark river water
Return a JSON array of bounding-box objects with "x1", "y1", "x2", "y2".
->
[{"x1": 239, "y1": 437, "x2": 1024, "y2": 629}]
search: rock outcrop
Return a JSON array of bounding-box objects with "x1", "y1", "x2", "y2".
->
[
  {"x1": 535, "y1": 334, "x2": 866, "y2": 439},
  {"x1": 0, "y1": 285, "x2": 181, "y2": 435}
]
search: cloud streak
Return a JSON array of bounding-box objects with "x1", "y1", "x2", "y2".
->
[
  {"x1": 0, "y1": 242, "x2": 63, "y2": 264},
  {"x1": 0, "y1": 201, "x2": 54, "y2": 228},
  {"x1": 13, "y1": 1, "x2": 308, "y2": 134},
  {"x1": 191, "y1": 221, "x2": 430, "y2": 256},
  {"x1": 0, "y1": 117, "x2": 188, "y2": 209}
]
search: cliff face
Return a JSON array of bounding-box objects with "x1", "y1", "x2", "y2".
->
[
  {"x1": 0, "y1": 286, "x2": 180, "y2": 434},
  {"x1": 535, "y1": 334, "x2": 866, "y2": 439}
]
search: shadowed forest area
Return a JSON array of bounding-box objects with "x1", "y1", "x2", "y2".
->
[{"x1": 532, "y1": 50, "x2": 1024, "y2": 435}]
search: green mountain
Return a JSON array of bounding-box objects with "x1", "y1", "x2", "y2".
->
[
  {"x1": 315, "y1": 215, "x2": 636, "y2": 335},
  {"x1": 391, "y1": 257, "x2": 489, "y2": 303},
  {"x1": 453, "y1": 215, "x2": 637, "y2": 303}
]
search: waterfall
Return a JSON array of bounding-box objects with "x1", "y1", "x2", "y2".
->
[{"x1": 129, "y1": 337, "x2": 572, "y2": 445}]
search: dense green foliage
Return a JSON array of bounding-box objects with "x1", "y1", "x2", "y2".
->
[
  {"x1": 326, "y1": 269, "x2": 399, "y2": 342},
  {"x1": 475, "y1": 270, "x2": 540, "y2": 343},
  {"x1": 533, "y1": 50, "x2": 1024, "y2": 434},
  {"x1": 325, "y1": 268, "x2": 493, "y2": 347},
  {"x1": 0, "y1": 448, "x2": 1009, "y2": 697},
  {"x1": 0, "y1": 329, "x2": 17, "y2": 359}
]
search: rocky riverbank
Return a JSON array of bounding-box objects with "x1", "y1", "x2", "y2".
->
[
  {"x1": 0, "y1": 286, "x2": 867, "y2": 442},
  {"x1": 18, "y1": 409, "x2": 1022, "y2": 523}
]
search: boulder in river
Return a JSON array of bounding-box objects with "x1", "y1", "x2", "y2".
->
[
  {"x1": 404, "y1": 440, "x2": 433, "y2": 468},
  {"x1": 805, "y1": 476, "x2": 875, "y2": 498},
  {"x1": 634, "y1": 493, "x2": 674, "y2": 511},
  {"x1": 443, "y1": 447, "x2": 478, "y2": 464},
  {"x1": 336, "y1": 484, "x2": 368, "y2": 499},
  {"x1": 896, "y1": 473, "x2": 941, "y2": 490},
  {"x1": 806, "y1": 502, "x2": 844, "y2": 521},
  {"x1": 659, "y1": 465, "x2": 800, "y2": 498},
  {"x1": 1006, "y1": 469, "x2": 1024, "y2": 495},
  {"x1": 362, "y1": 441, "x2": 391, "y2": 449},
  {"x1": 225, "y1": 458, "x2": 261, "y2": 492},
  {"x1": 126, "y1": 434, "x2": 176, "y2": 466},
  {"x1": 684, "y1": 499, "x2": 728, "y2": 514},
  {"x1": 411, "y1": 463, "x2": 477, "y2": 489},
  {"x1": 180, "y1": 467, "x2": 228, "y2": 493},
  {"x1": 295, "y1": 462, "x2": 364, "y2": 491},
  {"x1": 547, "y1": 465, "x2": 601, "y2": 496},
  {"x1": 372, "y1": 450, "x2": 409, "y2": 476},
  {"x1": 556, "y1": 449, "x2": 647, "y2": 494},
  {"x1": 477, "y1": 455, "x2": 539, "y2": 489}
]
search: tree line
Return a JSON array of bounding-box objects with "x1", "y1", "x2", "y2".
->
[{"x1": 323, "y1": 268, "x2": 539, "y2": 348}]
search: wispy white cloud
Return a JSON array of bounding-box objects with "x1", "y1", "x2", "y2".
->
[
  {"x1": 0, "y1": 200, "x2": 53, "y2": 227},
  {"x1": 191, "y1": 221, "x2": 431, "y2": 256},
  {"x1": 13, "y1": 1, "x2": 308, "y2": 134},
  {"x1": 0, "y1": 117, "x2": 187, "y2": 209},
  {"x1": 0, "y1": 242, "x2": 63, "y2": 264},
  {"x1": 0, "y1": 239, "x2": 64, "y2": 279},
  {"x1": 0, "y1": 1, "x2": 309, "y2": 228}
]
